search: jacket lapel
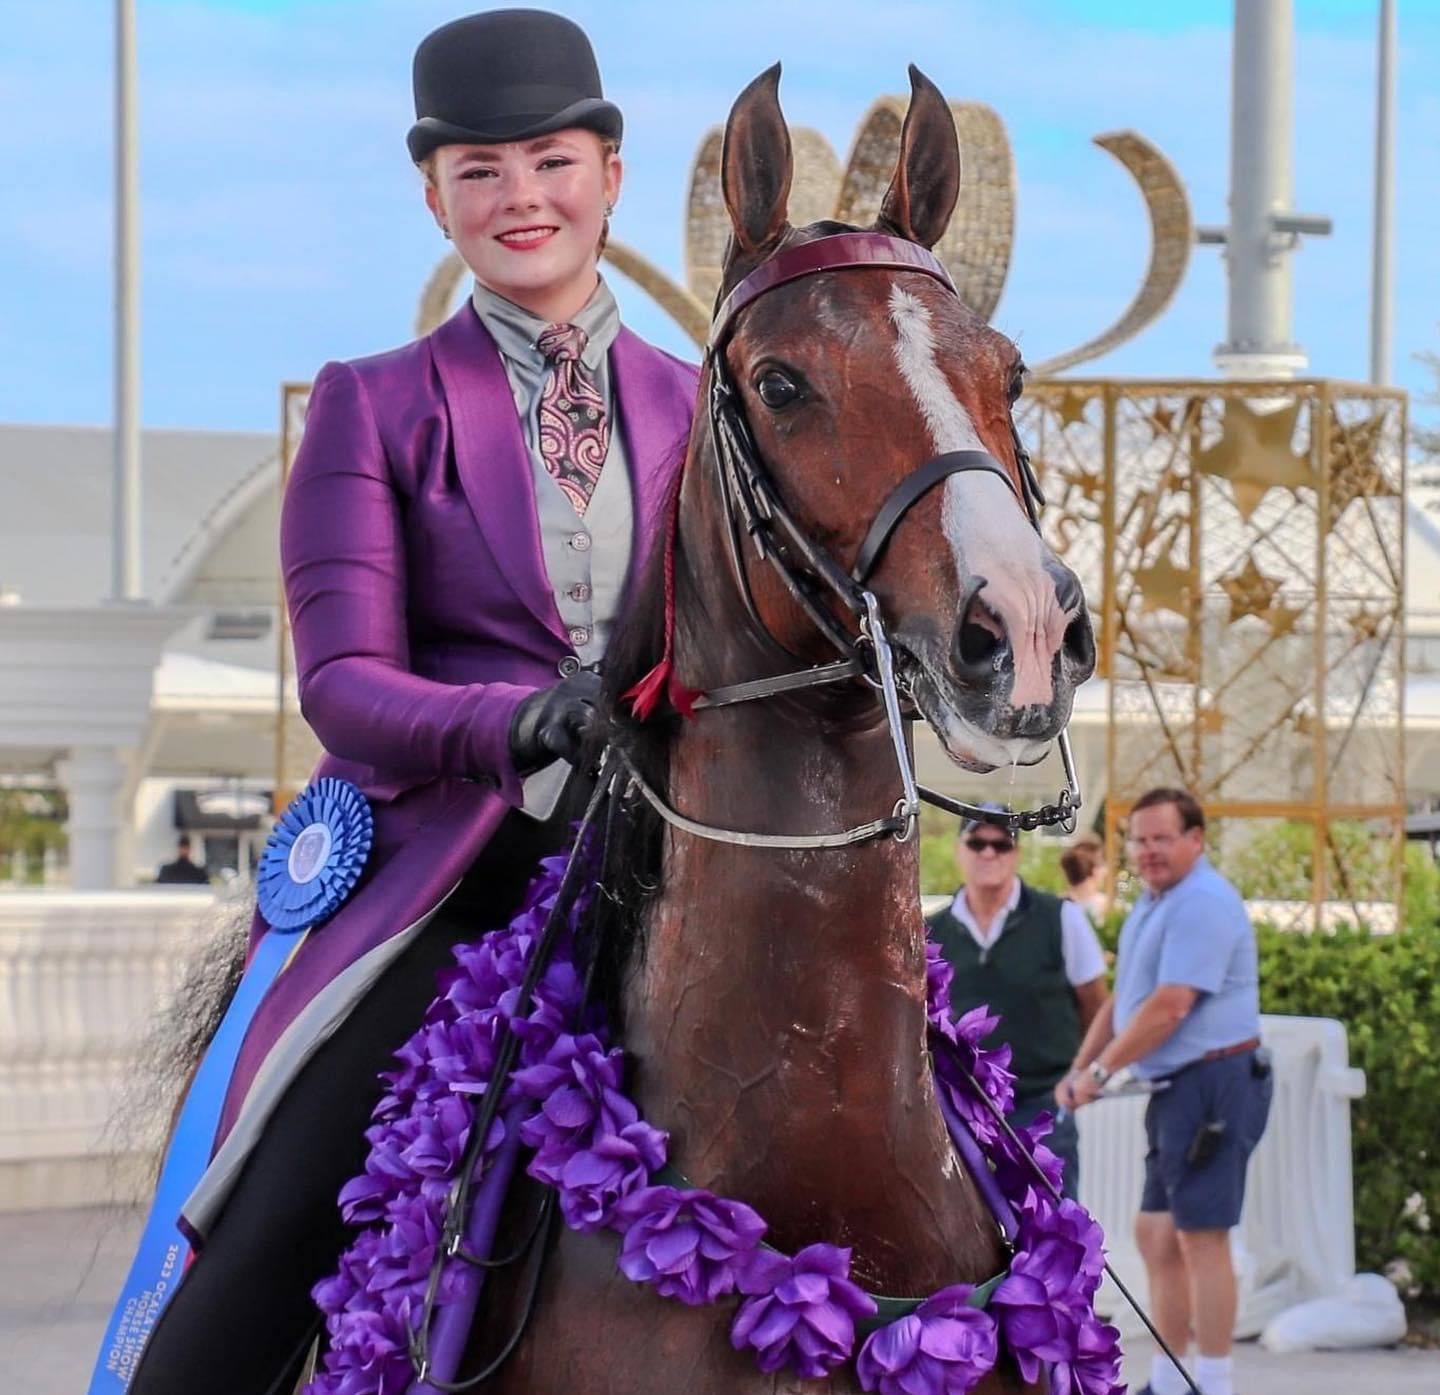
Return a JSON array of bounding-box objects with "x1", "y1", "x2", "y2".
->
[
  {"x1": 430, "y1": 304, "x2": 563, "y2": 640},
  {"x1": 611, "y1": 327, "x2": 692, "y2": 578}
]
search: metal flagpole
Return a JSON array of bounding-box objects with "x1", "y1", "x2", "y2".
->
[
  {"x1": 1199, "y1": 0, "x2": 1332, "y2": 380},
  {"x1": 1370, "y1": 0, "x2": 1397, "y2": 385},
  {"x1": 113, "y1": 0, "x2": 142, "y2": 601}
]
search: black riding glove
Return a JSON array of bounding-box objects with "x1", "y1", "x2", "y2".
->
[{"x1": 507, "y1": 670, "x2": 604, "y2": 775}]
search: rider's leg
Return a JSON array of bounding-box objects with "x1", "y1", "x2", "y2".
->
[{"x1": 127, "y1": 807, "x2": 569, "y2": 1395}]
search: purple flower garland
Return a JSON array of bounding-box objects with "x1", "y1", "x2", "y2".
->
[{"x1": 304, "y1": 858, "x2": 1124, "y2": 1395}]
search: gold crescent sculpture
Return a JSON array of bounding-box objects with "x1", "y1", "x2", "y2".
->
[
  {"x1": 1030, "y1": 131, "x2": 1193, "y2": 377},
  {"x1": 414, "y1": 109, "x2": 1194, "y2": 369}
]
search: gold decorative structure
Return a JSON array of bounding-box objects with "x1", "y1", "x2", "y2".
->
[
  {"x1": 1028, "y1": 132, "x2": 1192, "y2": 377},
  {"x1": 273, "y1": 382, "x2": 324, "y2": 811},
  {"x1": 1017, "y1": 379, "x2": 1408, "y2": 920},
  {"x1": 414, "y1": 106, "x2": 1191, "y2": 371}
]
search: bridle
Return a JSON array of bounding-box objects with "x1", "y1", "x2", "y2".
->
[{"x1": 624, "y1": 230, "x2": 1083, "y2": 844}]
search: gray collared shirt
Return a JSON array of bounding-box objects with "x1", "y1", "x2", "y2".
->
[{"x1": 471, "y1": 278, "x2": 634, "y2": 818}]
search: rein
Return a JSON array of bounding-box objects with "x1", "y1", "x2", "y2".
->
[{"x1": 630, "y1": 231, "x2": 1082, "y2": 845}]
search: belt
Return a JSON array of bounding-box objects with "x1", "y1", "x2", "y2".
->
[
  {"x1": 1155, "y1": 1036, "x2": 1261, "y2": 1084},
  {"x1": 1200, "y1": 1035, "x2": 1261, "y2": 1063}
]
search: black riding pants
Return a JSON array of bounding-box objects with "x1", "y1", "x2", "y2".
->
[{"x1": 128, "y1": 805, "x2": 574, "y2": 1395}]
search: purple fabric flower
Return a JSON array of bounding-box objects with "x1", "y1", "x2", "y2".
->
[
  {"x1": 515, "y1": 1033, "x2": 668, "y2": 1230},
  {"x1": 988, "y1": 1228, "x2": 1096, "y2": 1385},
  {"x1": 1049, "y1": 1314, "x2": 1125, "y2": 1395},
  {"x1": 552, "y1": 1122, "x2": 668, "y2": 1230},
  {"x1": 856, "y1": 1285, "x2": 1000, "y2": 1395},
  {"x1": 991, "y1": 1117, "x2": 1066, "y2": 1200},
  {"x1": 307, "y1": 1302, "x2": 414, "y2": 1395},
  {"x1": 925, "y1": 938, "x2": 955, "y2": 1022},
  {"x1": 1015, "y1": 1193, "x2": 1107, "y2": 1298},
  {"x1": 931, "y1": 1006, "x2": 1016, "y2": 1145},
  {"x1": 616, "y1": 1186, "x2": 767, "y2": 1304},
  {"x1": 731, "y1": 1244, "x2": 878, "y2": 1378}
]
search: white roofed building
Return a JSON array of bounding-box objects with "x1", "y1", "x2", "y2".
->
[{"x1": 3, "y1": 422, "x2": 1440, "y2": 887}]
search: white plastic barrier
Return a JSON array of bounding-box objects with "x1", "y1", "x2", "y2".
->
[
  {"x1": 0, "y1": 890, "x2": 215, "y2": 1209},
  {"x1": 1077, "y1": 1014, "x2": 1366, "y2": 1337}
]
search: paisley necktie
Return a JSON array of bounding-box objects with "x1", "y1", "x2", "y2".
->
[{"x1": 536, "y1": 322, "x2": 609, "y2": 514}]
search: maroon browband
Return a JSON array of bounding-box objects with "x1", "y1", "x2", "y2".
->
[{"x1": 709, "y1": 232, "x2": 956, "y2": 345}]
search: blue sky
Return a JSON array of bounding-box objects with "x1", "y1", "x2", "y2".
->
[{"x1": 2, "y1": 0, "x2": 1436, "y2": 433}]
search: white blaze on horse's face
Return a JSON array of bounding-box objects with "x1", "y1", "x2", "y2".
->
[{"x1": 888, "y1": 285, "x2": 1073, "y2": 728}]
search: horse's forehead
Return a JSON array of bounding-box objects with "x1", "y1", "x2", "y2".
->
[{"x1": 734, "y1": 272, "x2": 1009, "y2": 373}]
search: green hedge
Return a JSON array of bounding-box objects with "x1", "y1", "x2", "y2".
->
[{"x1": 1255, "y1": 920, "x2": 1440, "y2": 1299}]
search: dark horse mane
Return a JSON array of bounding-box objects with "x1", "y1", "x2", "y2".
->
[{"x1": 582, "y1": 461, "x2": 688, "y2": 1022}]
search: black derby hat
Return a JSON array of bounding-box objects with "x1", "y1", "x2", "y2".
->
[{"x1": 408, "y1": 9, "x2": 623, "y2": 163}]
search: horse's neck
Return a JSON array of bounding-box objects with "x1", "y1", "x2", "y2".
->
[{"x1": 624, "y1": 676, "x2": 1002, "y2": 1292}]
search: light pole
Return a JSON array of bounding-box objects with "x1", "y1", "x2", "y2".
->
[
  {"x1": 1197, "y1": 0, "x2": 1333, "y2": 379},
  {"x1": 1370, "y1": 0, "x2": 1397, "y2": 385},
  {"x1": 113, "y1": 0, "x2": 142, "y2": 601}
]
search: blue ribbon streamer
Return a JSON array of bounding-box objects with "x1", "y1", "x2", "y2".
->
[
  {"x1": 86, "y1": 926, "x2": 296, "y2": 1392},
  {"x1": 89, "y1": 778, "x2": 371, "y2": 1390}
]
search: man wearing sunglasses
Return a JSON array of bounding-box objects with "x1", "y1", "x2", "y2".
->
[{"x1": 925, "y1": 804, "x2": 1109, "y2": 1199}]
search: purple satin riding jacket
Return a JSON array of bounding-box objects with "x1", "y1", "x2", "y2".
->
[{"x1": 204, "y1": 303, "x2": 697, "y2": 1175}]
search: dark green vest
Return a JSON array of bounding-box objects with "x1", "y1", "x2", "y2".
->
[{"x1": 926, "y1": 883, "x2": 1080, "y2": 1098}]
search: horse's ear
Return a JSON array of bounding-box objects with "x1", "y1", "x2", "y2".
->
[
  {"x1": 721, "y1": 64, "x2": 793, "y2": 266},
  {"x1": 877, "y1": 65, "x2": 960, "y2": 250}
]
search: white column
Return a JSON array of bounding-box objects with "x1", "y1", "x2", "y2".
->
[{"x1": 56, "y1": 747, "x2": 130, "y2": 890}]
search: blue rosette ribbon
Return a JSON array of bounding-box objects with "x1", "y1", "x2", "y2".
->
[{"x1": 256, "y1": 777, "x2": 373, "y2": 932}]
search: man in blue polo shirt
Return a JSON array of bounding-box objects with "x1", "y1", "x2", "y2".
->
[{"x1": 1057, "y1": 788, "x2": 1271, "y2": 1395}]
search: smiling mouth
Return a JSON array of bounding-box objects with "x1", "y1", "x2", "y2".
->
[{"x1": 497, "y1": 226, "x2": 559, "y2": 248}]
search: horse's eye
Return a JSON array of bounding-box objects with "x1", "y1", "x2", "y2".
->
[
  {"x1": 1007, "y1": 370, "x2": 1025, "y2": 405},
  {"x1": 755, "y1": 370, "x2": 800, "y2": 409}
]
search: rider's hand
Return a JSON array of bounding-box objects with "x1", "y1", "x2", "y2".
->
[{"x1": 508, "y1": 670, "x2": 604, "y2": 775}]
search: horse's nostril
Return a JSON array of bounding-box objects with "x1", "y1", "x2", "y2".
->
[
  {"x1": 959, "y1": 621, "x2": 1002, "y2": 667},
  {"x1": 1064, "y1": 612, "x2": 1096, "y2": 672},
  {"x1": 953, "y1": 589, "x2": 1008, "y2": 676}
]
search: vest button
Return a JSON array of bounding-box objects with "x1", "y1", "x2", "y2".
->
[
  {"x1": 570, "y1": 531, "x2": 592, "y2": 552},
  {"x1": 568, "y1": 582, "x2": 592, "y2": 602},
  {"x1": 557, "y1": 656, "x2": 581, "y2": 678},
  {"x1": 568, "y1": 626, "x2": 591, "y2": 648}
]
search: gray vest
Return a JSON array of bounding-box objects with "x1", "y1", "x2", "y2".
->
[{"x1": 470, "y1": 280, "x2": 634, "y2": 819}]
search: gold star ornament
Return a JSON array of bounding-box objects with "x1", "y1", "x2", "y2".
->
[
  {"x1": 1220, "y1": 555, "x2": 1283, "y2": 623},
  {"x1": 1195, "y1": 398, "x2": 1313, "y2": 522},
  {"x1": 1133, "y1": 550, "x2": 1192, "y2": 618}
]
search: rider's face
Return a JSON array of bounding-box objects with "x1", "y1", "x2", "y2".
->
[{"x1": 425, "y1": 131, "x2": 621, "y2": 324}]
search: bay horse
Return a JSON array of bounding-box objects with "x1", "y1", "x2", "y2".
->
[{"x1": 459, "y1": 63, "x2": 1096, "y2": 1395}]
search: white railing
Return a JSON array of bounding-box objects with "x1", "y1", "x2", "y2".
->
[
  {"x1": 1079, "y1": 1014, "x2": 1367, "y2": 1336},
  {"x1": 0, "y1": 890, "x2": 217, "y2": 1210}
]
